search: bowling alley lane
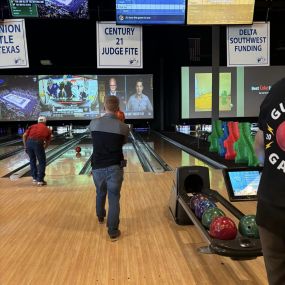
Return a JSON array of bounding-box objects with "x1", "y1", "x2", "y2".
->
[
  {"x1": 0, "y1": 145, "x2": 23, "y2": 156},
  {"x1": 45, "y1": 142, "x2": 144, "y2": 177},
  {"x1": 139, "y1": 131, "x2": 258, "y2": 215},
  {"x1": 45, "y1": 144, "x2": 92, "y2": 176},
  {"x1": 123, "y1": 143, "x2": 144, "y2": 173},
  {"x1": 140, "y1": 131, "x2": 209, "y2": 169},
  {"x1": 0, "y1": 145, "x2": 58, "y2": 177}
]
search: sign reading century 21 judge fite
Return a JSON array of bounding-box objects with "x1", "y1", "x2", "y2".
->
[
  {"x1": 0, "y1": 19, "x2": 29, "y2": 69},
  {"x1": 227, "y1": 22, "x2": 270, "y2": 67},
  {"x1": 96, "y1": 21, "x2": 143, "y2": 69}
]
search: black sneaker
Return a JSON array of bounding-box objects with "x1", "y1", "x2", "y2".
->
[
  {"x1": 98, "y1": 217, "x2": 104, "y2": 224},
  {"x1": 109, "y1": 230, "x2": 121, "y2": 241}
]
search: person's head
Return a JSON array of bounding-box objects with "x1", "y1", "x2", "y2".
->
[
  {"x1": 38, "y1": 116, "x2": 47, "y2": 124},
  {"x1": 48, "y1": 78, "x2": 53, "y2": 86},
  {"x1": 104, "y1": 95, "x2": 119, "y2": 113},
  {"x1": 135, "y1": 79, "x2": 144, "y2": 95},
  {"x1": 109, "y1": 78, "x2": 117, "y2": 94}
]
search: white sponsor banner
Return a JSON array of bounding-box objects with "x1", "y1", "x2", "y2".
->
[
  {"x1": 0, "y1": 19, "x2": 29, "y2": 69},
  {"x1": 96, "y1": 21, "x2": 143, "y2": 69},
  {"x1": 227, "y1": 22, "x2": 270, "y2": 67}
]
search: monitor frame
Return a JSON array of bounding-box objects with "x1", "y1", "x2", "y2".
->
[{"x1": 222, "y1": 167, "x2": 263, "y2": 202}]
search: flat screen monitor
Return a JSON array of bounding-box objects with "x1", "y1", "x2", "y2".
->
[
  {"x1": 0, "y1": 74, "x2": 153, "y2": 121},
  {"x1": 223, "y1": 167, "x2": 262, "y2": 201},
  {"x1": 0, "y1": 75, "x2": 39, "y2": 121},
  {"x1": 38, "y1": 75, "x2": 99, "y2": 120},
  {"x1": 181, "y1": 66, "x2": 285, "y2": 119},
  {"x1": 9, "y1": 0, "x2": 89, "y2": 18},
  {"x1": 187, "y1": 0, "x2": 255, "y2": 25},
  {"x1": 98, "y1": 74, "x2": 154, "y2": 119},
  {"x1": 116, "y1": 0, "x2": 186, "y2": 25}
]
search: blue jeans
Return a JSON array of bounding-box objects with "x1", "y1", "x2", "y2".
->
[
  {"x1": 92, "y1": 165, "x2": 124, "y2": 235},
  {"x1": 26, "y1": 139, "x2": 46, "y2": 182}
]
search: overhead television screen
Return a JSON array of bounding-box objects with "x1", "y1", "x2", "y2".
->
[
  {"x1": 116, "y1": 0, "x2": 186, "y2": 25},
  {"x1": 0, "y1": 75, "x2": 39, "y2": 121},
  {"x1": 181, "y1": 66, "x2": 237, "y2": 119},
  {"x1": 181, "y1": 66, "x2": 285, "y2": 119},
  {"x1": 97, "y1": 74, "x2": 154, "y2": 119},
  {"x1": 38, "y1": 75, "x2": 99, "y2": 120},
  {"x1": 0, "y1": 74, "x2": 153, "y2": 121},
  {"x1": 9, "y1": 0, "x2": 89, "y2": 18},
  {"x1": 187, "y1": 0, "x2": 255, "y2": 25}
]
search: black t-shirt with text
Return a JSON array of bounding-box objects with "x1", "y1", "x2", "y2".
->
[{"x1": 256, "y1": 78, "x2": 285, "y2": 236}]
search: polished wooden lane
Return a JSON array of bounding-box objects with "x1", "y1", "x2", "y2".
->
[
  {"x1": 0, "y1": 134, "x2": 267, "y2": 285},
  {"x1": 45, "y1": 144, "x2": 92, "y2": 176},
  {"x1": 0, "y1": 145, "x2": 58, "y2": 177}
]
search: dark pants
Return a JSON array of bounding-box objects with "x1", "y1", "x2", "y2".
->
[
  {"x1": 26, "y1": 139, "x2": 46, "y2": 182},
  {"x1": 259, "y1": 226, "x2": 285, "y2": 285},
  {"x1": 92, "y1": 165, "x2": 123, "y2": 236}
]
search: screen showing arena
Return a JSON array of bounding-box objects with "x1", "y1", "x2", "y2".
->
[
  {"x1": 187, "y1": 0, "x2": 255, "y2": 25},
  {"x1": 0, "y1": 75, "x2": 39, "y2": 121},
  {"x1": 0, "y1": 74, "x2": 153, "y2": 121},
  {"x1": 116, "y1": 0, "x2": 186, "y2": 25},
  {"x1": 9, "y1": 0, "x2": 89, "y2": 18},
  {"x1": 38, "y1": 75, "x2": 99, "y2": 120}
]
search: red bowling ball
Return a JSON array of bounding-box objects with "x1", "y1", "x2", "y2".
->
[
  {"x1": 75, "y1": 146, "x2": 81, "y2": 153},
  {"x1": 209, "y1": 216, "x2": 237, "y2": 240},
  {"x1": 276, "y1": 121, "x2": 285, "y2": 151}
]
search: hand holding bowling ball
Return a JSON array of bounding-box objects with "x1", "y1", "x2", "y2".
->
[{"x1": 210, "y1": 216, "x2": 237, "y2": 240}]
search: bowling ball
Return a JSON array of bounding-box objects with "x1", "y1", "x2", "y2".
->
[
  {"x1": 276, "y1": 121, "x2": 285, "y2": 151},
  {"x1": 189, "y1": 194, "x2": 208, "y2": 210},
  {"x1": 195, "y1": 199, "x2": 216, "y2": 219},
  {"x1": 210, "y1": 216, "x2": 237, "y2": 240},
  {"x1": 75, "y1": 146, "x2": 81, "y2": 153},
  {"x1": 238, "y1": 215, "x2": 259, "y2": 239},
  {"x1": 202, "y1": 207, "x2": 225, "y2": 229},
  {"x1": 115, "y1": 110, "x2": 125, "y2": 122}
]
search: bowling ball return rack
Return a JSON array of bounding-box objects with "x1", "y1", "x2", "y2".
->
[{"x1": 169, "y1": 166, "x2": 262, "y2": 259}]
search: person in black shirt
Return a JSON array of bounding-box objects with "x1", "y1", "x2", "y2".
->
[
  {"x1": 255, "y1": 78, "x2": 285, "y2": 285},
  {"x1": 88, "y1": 96, "x2": 129, "y2": 240}
]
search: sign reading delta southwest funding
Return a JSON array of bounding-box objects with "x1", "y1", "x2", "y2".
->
[
  {"x1": 0, "y1": 19, "x2": 29, "y2": 69},
  {"x1": 227, "y1": 22, "x2": 270, "y2": 67},
  {"x1": 96, "y1": 21, "x2": 143, "y2": 69}
]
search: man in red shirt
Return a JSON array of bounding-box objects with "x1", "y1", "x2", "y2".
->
[{"x1": 23, "y1": 116, "x2": 52, "y2": 186}]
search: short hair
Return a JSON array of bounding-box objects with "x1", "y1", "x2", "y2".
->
[
  {"x1": 38, "y1": 116, "x2": 47, "y2": 123},
  {"x1": 136, "y1": 79, "x2": 143, "y2": 85},
  {"x1": 109, "y1": 77, "x2": 117, "y2": 85},
  {"x1": 104, "y1": 95, "x2": 119, "y2": 112}
]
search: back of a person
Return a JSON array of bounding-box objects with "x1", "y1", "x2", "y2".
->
[
  {"x1": 89, "y1": 95, "x2": 129, "y2": 241},
  {"x1": 27, "y1": 123, "x2": 51, "y2": 140},
  {"x1": 258, "y1": 78, "x2": 285, "y2": 208},
  {"x1": 89, "y1": 115, "x2": 128, "y2": 169}
]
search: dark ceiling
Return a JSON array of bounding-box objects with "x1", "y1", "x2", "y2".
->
[{"x1": 1, "y1": 0, "x2": 285, "y2": 72}]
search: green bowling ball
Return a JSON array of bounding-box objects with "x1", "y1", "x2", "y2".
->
[
  {"x1": 238, "y1": 215, "x2": 259, "y2": 239},
  {"x1": 202, "y1": 207, "x2": 225, "y2": 229}
]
